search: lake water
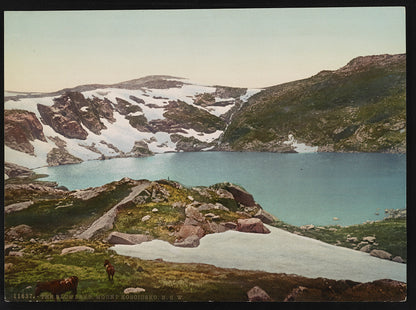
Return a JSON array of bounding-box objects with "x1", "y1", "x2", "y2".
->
[{"x1": 36, "y1": 152, "x2": 406, "y2": 227}]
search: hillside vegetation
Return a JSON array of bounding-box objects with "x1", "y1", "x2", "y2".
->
[{"x1": 221, "y1": 54, "x2": 406, "y2": 153}]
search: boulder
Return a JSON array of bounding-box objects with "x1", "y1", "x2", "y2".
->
[
  {"x1": 370, "y1": 249, "x2": 392, "y2": 260},
  {"x1": 226, "y1": 185, "x2": 256, "y2": 207},
  {"x1": 247, "y1": 286, "x2": 272, "y2": 302},
  {"x1": 254, "y1": 209, "x2": 276, "y2": 224},
  {"x1": 70, "y1": 185, "x2": 109, "y2": 200},
  {"x1": 363, "y1": 236, "x2": 376, "y2": 243},
  {"x1": 61, "y1": 246, "x2": 95, "y2": 255},
  {"x1": 5, "y1": 201, "x2": 34, "y2": 214},
  {"x1": 198, "y1": 203, "x2": 229, "y2": 212},
  {"x1": 174, "y1": 235, "x2": 200, "y2": 248},
  {"x1": 185, "y1": 206, "x2": 205, "y2": 222},
  {"x1": 124, "y1": 287, "x2": 146, "y2": 294},
  {"x1": 360, "y1": 244, "x2": 372, "y2": 253},
  {"x1": 141, "y1": 215, "x2": 151, "y2": 222},
  {"x1": 206, "y1": 222, "x2": 227, "y2": 233},
  {"x1": 392, "y1": 256, "x2": 405, "y2": 263},
  {"x1": 107, "y1": 232, "x2": 152, "y2": 245},
  {"x1": 177, "y1": 225, "x2": 205, "y2": 239},
  {"x1": 300, "y1": 224, "x2": 315, "y2": 230},
  {"x1": 5, "y1": 224, "x2": 33, "y2": 240},
  {"x1": 347, "y1": 237, "x2": 359, "y2": 243},
  {"x1": 236, "y1": 218, "x2": 270, "y2": 234}
]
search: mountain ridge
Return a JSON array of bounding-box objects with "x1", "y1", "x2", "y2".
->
[{"x1": 4, "y1": 53, "x2": 406, "y2": 171}]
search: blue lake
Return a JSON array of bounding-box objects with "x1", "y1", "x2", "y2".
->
[{"x1": 35, "y1": 152, "x2": 406, "y2": 227}]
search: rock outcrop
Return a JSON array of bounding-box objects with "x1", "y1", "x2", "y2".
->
[
  {"x1": 254, "y1": 209, "x2": 277, "y2": 224},
  {"x1": 107, "y1": 232, "x2": 152, "y2": 245},
  {"x1": 37, "y1": 92, "x2": 115, "y2": 140},
  {"x1": 5, "y1": 201, "x2": 34, "y2": 214},
  {"x1": 76, "y1": 181, "x2": 151, "y2": 239},
  {"x1": 4, "y1": 109, "x2": 47, "y2": 155},
  {"x1": 247, "y1": 286, "x2": 272, "y2": 302},
  {"x1": 47, "y1": 147, "x2": 83, "y2": 166},
  {"x1": 236, "y1": 218, "x2": 270, "y2": 234},
  {"x1": 226, "y1": 184, "x2": 256, "y2": 207},
  {"x1": 61, "y1": 246, "x2": 95, "y2": 255},
  {"x1": 5, "y1": 225, "x2": 33, "y2": 241},
  {"x1": 370, "y1": 249, "x2": 393, "y2": 260},
  {"x1": 4, "y1": 162, "x2": 35, "y2": 179}
]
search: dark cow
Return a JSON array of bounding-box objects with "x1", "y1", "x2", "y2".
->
[
  {"x1": 104, "y1": 259, "x2": 115, "y2": 281},
  {"x1": 34, "y1": 276, "x2": 78, "y2": 301}
]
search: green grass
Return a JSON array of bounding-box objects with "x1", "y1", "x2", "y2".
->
[
  {"x1": 222, "y1": 60, "x2": 406, "y2": 153},
  {"x1": 5, "y1": 182, "x2": 133, "y2": 239}
]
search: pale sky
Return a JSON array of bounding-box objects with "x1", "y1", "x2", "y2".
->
[{"x1": 4, "y1": 7, "x2": 406, "y2": 92}]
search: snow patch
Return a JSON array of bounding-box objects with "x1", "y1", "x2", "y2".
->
[
  {"x1": 240, "y1": 89, "x2": 263, "y2": 102},
  {"x1": 111, "y1": 224, "x2": 406, "y2": 283},
  {"x1": 180, "y1": 129, "x2": 223, "y2": 143},
  {"x1": 283, "y1": 134, "x2": 318, "y2": 153},
  {"x1": 5, "y1": 146, "x2": 47, "y2": 169}
]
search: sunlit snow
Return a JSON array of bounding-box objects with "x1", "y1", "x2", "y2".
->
[{"x1": 112, "y1": 224, "x2": 406, "y2": 283}]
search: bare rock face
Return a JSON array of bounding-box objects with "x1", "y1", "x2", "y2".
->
[
  {"x1": 4, "y1": 109, "x2": 47, "y2": 155},
  {"x1": 4, "y1": 162, "x2": 35, "y2": 178},
  {"x1": 237, "y1": 218, "x2": 270, "y2": 234},
  {"x1": 47, "y1": 147, "x2": 83, "y2": 166},
  {"x1": 107, "y1": 232, "x2": 152, "y2": 245},
  {"x1": 247, "y1": 286, "x2": 272, "y2": 302},
  {"x1": 226, "y1": 184, "x2": 256, "y2": 207},
  {"x1": 254, "y1": 209, "x2": 276, "y2": 224},
  {"x1": 37, "y1": 92, "x2": 115, "y2": 140},
  {"x1": 130, "y1": 140, "x2": 154, "y2": 157},
  {"x1": 38, "y1": 103, "x2": 88, "y2": 139}
]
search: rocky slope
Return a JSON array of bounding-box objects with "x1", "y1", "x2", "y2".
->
[
  {"x1": 4, "y1": 76, "x2": 259, "y2": 168},
  {"x1": 4, "y1": 54, "x2": 406, "y2": 169},
  {"x1": 221, "y1": 54, "x2": 406, "y2": 153},
  {"x1": 3, "y1": 176, "x2": 407, "y2": 302}
]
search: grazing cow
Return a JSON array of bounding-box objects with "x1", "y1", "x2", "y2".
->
[
  {"x1": 34, "y1": 276, "x2": 78, "y2": 301},
  {"x1": 104, "y1": 259, "x2": 115, "y2": 281}
]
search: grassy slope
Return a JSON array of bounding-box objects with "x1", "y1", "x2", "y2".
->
[
  {"x1": 4, "y1": 174, "x2": 406, "y2": 302},
  {"x1": 222, "y1": 57, "x2": 406, "y2": 152}
]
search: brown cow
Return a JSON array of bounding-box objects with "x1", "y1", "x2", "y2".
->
[
  {"x1": 34, "y1": 276, "x2": 78, "y2": 301},
  {"x1": 104, "y1": 259, "x2": 115, "y2": 281}
]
